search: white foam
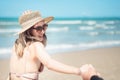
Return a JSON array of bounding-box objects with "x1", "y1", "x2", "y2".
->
[
  {"x1": 47, "y1": 26, "x2": 69, "y2": 32},
  {"x1": 88, "y1": 32, "x2": 99, "y2": 36},
  {"x1": 95, "y1": 24, "x2": 115, "y2": 29},
  {"x1": 0, "y1": 28, "x2": 20, "y2": 33},
  {"x1": 0, "y1": 48, "x2": 12, "y2": 55},
  {"x1": 46, "y1": 40, "x2": 120, "y2": 52},
  {"x1": 79, "y1": 26, "x2": 95, "y2": 30},
  {"x1": 0, "y1": 22, "x2": 18, "y2": 25},
  {"x1": 79, "y1": 40, "x2": 120, "y2": 48},
  {"x1": 0, "y1": 40, "x2": 120, "y2": 55},
  {"x1": 104, "y1": 21, "x2": 115, "y2": 24},
  {"x1": 84, "y1": 21, "x2": 96, "y2": 25},
  {"x1": 52, "y1": 20, "x2": 82, "y2": 24}
]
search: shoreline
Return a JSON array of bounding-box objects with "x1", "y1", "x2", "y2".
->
[
  {"x1": 0, "y1": 47, "x2": 120, "y2": 80},
  {"x1": 1, "y1": 45, "x2": 119, "y2": 59}
]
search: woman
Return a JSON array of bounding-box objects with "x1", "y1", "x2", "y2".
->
[{"x1": 9, "y1": 10, "x2": 102, "y2": 80}]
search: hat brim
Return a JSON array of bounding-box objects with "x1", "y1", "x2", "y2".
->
[{"x1": 15, "y1": 16, "x2": 54, "y2": 35}]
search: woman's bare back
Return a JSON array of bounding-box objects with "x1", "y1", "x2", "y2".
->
[{"x1": 10, "y1": 44, "x2": 42, "y2": 80}]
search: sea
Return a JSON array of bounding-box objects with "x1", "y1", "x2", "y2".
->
[{"x1": 0, "y1": 17, "x2": 120, "y2": 59}]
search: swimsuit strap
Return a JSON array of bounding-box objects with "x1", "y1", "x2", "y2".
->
[{"x1": 9, "y1": 72, "x2": 39, "y2": 80}]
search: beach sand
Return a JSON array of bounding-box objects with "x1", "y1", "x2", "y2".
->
[{"x1": 0, "y1": 47, "x2": 120, "y2": 80}]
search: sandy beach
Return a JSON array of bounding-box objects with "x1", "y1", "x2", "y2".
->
[{"x1": 0, "y1": 47, "x2": 120, "y2": 80}]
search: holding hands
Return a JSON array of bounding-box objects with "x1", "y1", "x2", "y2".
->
[{"x1": 80, "y1": 64, "x2": 103, "y2": 80}]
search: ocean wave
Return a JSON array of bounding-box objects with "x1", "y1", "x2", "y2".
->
[
  {"x1": 0, "y1": 48, "x2": 12, "y2": 55},
  {"x1": 47, "y1": 27, "x2": 69, "y2": 32},
  {"x1": 87, "y1": 31, "x2": 120, "y2": 36},
  {"x1": 106, "y1": 31, "x2": 120, "y2": 35},
  {"x1": 0, "y1": 21, "x2": 18, "y2": 25},
  {"x1": 51, "y1": 20, "x2": 82, "y2": 24},
  {"x1": 0, "y1": 27, "x2": 69, "y2": 33},
  {"x1": 78, "y1": 40, "x2": 120, "y2": 48},
  {"x1": 96, "y1": 24, "x2": 115, "y2": 29},
  {"x1": 0, "y1": 28, "x2": 20, "y2": 33},
  {"x1": 79, "y1": 25, "x2": 115, "y2": 31},
  {"x1": 0, "y1": 40, "x2": 120, "y2": 55},
  {"x1": 79, "y1": 26, "x2": 95, "y2": 30},
  {"x1": 83, "y1": 21, "x2": 96, "y2": 25},
  {"x1": 46, "y1": 40, "x2": 120, "y2": 51},
  {"x1": 88, "y1": 32, "x2": 99, "y2": 36},
  {"x1": 103, "y1": 21, "x2": 115, "y2": 24}
]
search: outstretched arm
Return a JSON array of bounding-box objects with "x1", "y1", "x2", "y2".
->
[
  {"x1": 31, "y1": 42, "x2": 103, "y2": 80},
  {"x1": 32, "y1": 42, "x2": 81, "y2": 75}
]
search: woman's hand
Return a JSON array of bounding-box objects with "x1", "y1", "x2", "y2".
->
[{"x1": 80, "y1": 64, "x2": 100, "y2": 80}]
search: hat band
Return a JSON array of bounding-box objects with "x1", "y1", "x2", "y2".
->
[{"x1": 21, "y1": 17, "x2": 43, "y2": 29}]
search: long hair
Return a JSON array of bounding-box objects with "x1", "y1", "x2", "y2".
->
[{"x1": 14, "y1": 28, "x2": 47, "y2": 58}]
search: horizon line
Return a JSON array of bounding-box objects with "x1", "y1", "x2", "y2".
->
[{"x1": 0, "y1": 17, "x2": 120, "y2": 21}]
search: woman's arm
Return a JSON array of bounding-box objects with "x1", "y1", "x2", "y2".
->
[
  {"x1": 31, "y1": 42, "x2": 81, "y2": 75},
  {"x1": 30, "y1": 42, "x2": 103, "y2": 80}
]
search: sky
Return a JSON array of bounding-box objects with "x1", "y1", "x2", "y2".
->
[{"x1": 0, "y1": 0, "x2": 120, "y2": 18}]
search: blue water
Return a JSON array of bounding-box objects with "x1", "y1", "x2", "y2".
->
[{"x1": 0, "y1": 17, "x2": 120, "y2": 58}]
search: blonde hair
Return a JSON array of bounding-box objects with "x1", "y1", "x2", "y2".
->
[{"x1": 15, "y1": 28, "x2": 47, "y2": 58}]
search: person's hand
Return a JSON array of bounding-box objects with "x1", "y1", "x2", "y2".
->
[{"x1": 80, "y1": 64, "x2": 100, "y2": 80}]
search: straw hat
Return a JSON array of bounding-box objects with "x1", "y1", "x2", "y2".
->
[{"x1": 17, "y1": 10, "x2": 54, "y2": 34}]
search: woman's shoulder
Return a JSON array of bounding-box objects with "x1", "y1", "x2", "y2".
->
[
  {"x1": 28, "y1": 42, "x2": 44, "y2": 49},
  {"x1": 31, "y1": 42, "x2": 44, "y2": 46},
  {"x1": 27, "y1": 42, "x2": 45, "y2": 56}
]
